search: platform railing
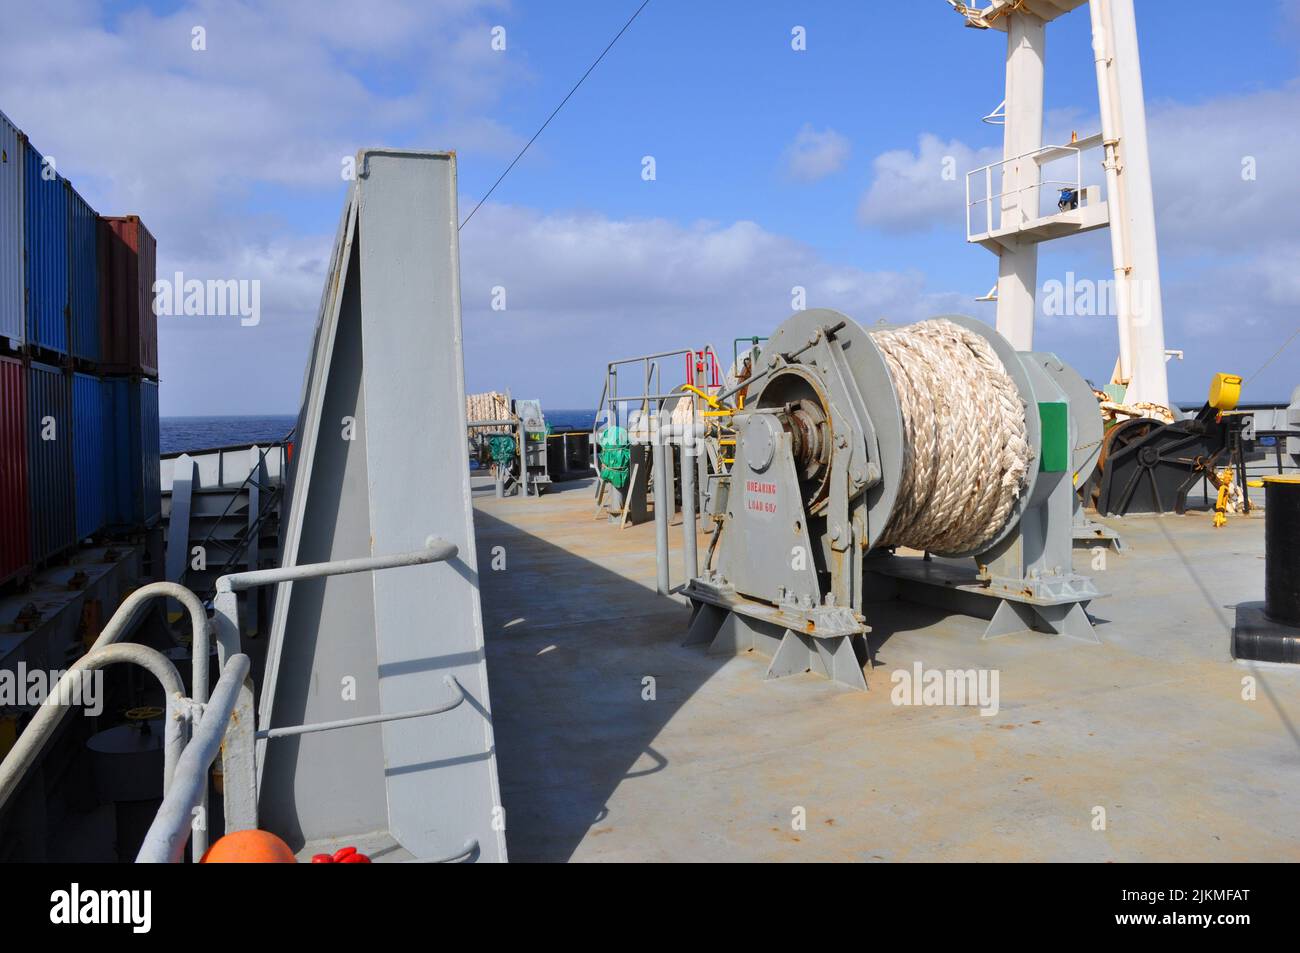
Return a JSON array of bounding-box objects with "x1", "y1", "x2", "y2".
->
[
  {"x1": 1, "y1": 541, "x2": 481, "y2": 864},
  {"x1": 0, "y1": 582, "x2": 211, "y2": 816},
  {"x1": 136, "y1": 653, "x2": 253, "y2": 863},
  {"x1": 0, "y1": 643, "x2": 189, "y2": 812},
  {"x1": 148, "y1": 539, "x2": 474, "y2": 862},
  {"x1": 211, "y1": 538, "x2": 473, "y2": 842},
  {"x1": 966, "y1": 143, "x2": 1084, "y2": 240},
  {"x1": 177, "y1": 441, "x2": 284, "y2": 594}
]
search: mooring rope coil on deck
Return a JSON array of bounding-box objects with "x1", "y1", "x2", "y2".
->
[{"x1": 870, "y1": 318, "x2": 1030, "y2": 554}]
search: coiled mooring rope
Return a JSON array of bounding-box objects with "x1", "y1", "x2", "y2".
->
[{"x1": 870, "y1": 319, "x2": 1030, "y2": 554}]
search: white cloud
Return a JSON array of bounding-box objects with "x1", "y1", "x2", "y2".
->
[
  {"x1": 149, "y1": 198, "x2": 986, "y2": 414},
  {"x1": 0, "y1": 0, "x2": 521, "y2": 258},
  {"x1": 458, "y1": 205, "x2": 981, "y2": 404},
  {"x1": 0, "y1": 0, "x2": 527, "y2": 414},
  {"x1": 856, "y1": 134, "x2": 1000, "y2": 234},
  {"x1": 783, "y1": 124, "x2": 851, "y2": 182},
  {"x1": 1146, "y1": 82, "x2": 1300, "y2": 256}
]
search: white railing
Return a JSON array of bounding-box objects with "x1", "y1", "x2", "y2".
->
[
  {"x1": 0, "y1": 541, "x2": 478, "y2": 864},
  {"x1": 965, "y1": 144, "x2": 1084, "y2": 241}
]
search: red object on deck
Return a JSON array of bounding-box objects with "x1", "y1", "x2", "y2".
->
[
  {"x1": 685, "y1": 350, "x2": 721, "y2": 389},
  {"x1": 310, "y1": 846, "x2": 371, "y2": 864}
]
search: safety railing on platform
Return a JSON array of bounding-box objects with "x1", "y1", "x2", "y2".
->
[
  {"x1": 177, "y1": 441, "x2": 287, "y2": 595},
  {"x1": 965, "y1": 143, "x2": 1084, "y2": 241}
]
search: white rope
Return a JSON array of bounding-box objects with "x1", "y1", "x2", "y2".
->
[{"x1": 870, "y1": 319, "x2": 1031, "y2": 554}]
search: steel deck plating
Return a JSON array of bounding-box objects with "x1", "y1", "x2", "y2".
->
[{"x1": 475, "y1": 476, "x2": 1300, "y2": 862}]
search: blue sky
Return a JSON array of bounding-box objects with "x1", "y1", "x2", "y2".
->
[{"x1": 4, "y1": 0, "x2": 1299, "y2": 413}]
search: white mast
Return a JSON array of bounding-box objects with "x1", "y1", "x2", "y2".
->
[{"x1": 952, "y1": 0, "x2": 1170, "y2": 409}]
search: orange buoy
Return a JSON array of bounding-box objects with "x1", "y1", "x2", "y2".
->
[{"x1": 200, "y1": 830, "x2": 297, "y2": 863}]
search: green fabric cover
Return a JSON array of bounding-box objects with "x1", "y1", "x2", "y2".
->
[
  {"x1": 599, "y1": 426, "x2": 631, "y2": 489},
  {"x1": 489, "y1": 434, "x2": 516, "y2": 463}
]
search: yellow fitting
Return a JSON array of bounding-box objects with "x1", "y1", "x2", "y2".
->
[
  {"x1": 1213, "y1": 467, "x2": 1234, "y2": 528},
  {"x1": 682, "y1": 383, "x2": 732, "y2": 412},
  {"x1": 1208, "y1": 373, "x2": 1242, "y2": 411}
]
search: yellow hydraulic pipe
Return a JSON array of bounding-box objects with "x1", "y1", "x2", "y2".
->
[{"x1": 682, "y1": 383, "x2": 734, "y2": 412}]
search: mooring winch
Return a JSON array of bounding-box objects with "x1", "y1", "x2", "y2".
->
[{"x1": 685, "y1": 309, "x2": 1102, "y2": 690}]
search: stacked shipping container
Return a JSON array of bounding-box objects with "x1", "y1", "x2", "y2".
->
[
  {"x1": 68, "y1": 185, "x2": 100, "y2": 362},
  {"x1": 99, "y1": 217, "x2": 157, "y2": 377},
  {"x1": 0, "y1": 356, "x2": 28, "y2": 584},
  {"x1": 23, "y1": 144, "x2": 68, "y2": 355},
  {"x1": 27, "y1": 361, "x2": 75, "y2": 562},
  {"x1": 99, "y1": 214, "x2": 160, "y2": 534},
  {"x1": 103, "y1": 377, "x2": 161, "y2": 528},
  {"x1": 0, "y1": 107, "x2": 161, "y2": 584},
  {"x1": 72, "y1": 372, "x2": 107, "y2": 539},
  {"x1": 1, "y1": 111, "x2": 22, "y2": 347}
]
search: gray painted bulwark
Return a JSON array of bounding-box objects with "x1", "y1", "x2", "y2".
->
[{"x1": 258, "y1": 151, "x2": 506, "y2": 862}]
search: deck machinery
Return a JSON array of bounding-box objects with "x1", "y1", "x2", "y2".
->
[{"x1": 684, "y1": 309, "x2": 1102, "y2": 691}]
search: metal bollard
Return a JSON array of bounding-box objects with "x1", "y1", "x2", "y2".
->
[
  {"x1": 1232, "y1": 475, "x2": 1300, "y2": 663},
  {"x1": 680, "y1": 425, "x2": 698, "y2": 579},
  {"x1": 651, "y1": 407, "x2": 670, "y2": 594}
]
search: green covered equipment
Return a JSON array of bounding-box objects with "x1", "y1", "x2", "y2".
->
[
  {"x1": 598, "y1": 426, "x2": 631, "y2": 489},
  {"x1": 489, "y1": 434, "x2": 516, "y2": 464}
]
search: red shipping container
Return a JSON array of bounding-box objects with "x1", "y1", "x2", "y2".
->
[
  {"x1": 98, "y1": 215, "x2": 158, "y2": 377},
  {"x1": 0, "y1": 355, "x2": 30, "y2": 585}
]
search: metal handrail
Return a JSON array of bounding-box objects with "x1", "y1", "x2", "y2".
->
[
  {"x1": 594, "y1": 344, "x2": 722, "y2": 435},
  {"x1": 177, "y1": 442, "x2": 282, "y2": 591},
  {"x1": 965, "y1": 143, "x2": 1084, "y2": 239},
  {"x1": 137, "y1": 654, "x2": 252, "y2": 863},
  {"x1": 257, "y1": 675, "x2": 466, "y2": 739},
  {"x1": 216, "y1": 537, "x2": 457, "y2": 594},
  {"x1": 142, "y1": 541, "x2": 470, "y2": 862},
  {"x1": 0, "y1": 643, "x2": 187, "y2": 813},
  {"x1": 5, "y1": 535, "x2": 485, "y2": 863},
  {"x1": 161, "y1": 437, "x2": 292, "y2": 462},
  {"x1": 208, "y1": 539, "x2": 463, "y2": 794},
  {"x1": 206, "y1": 480, "x2": 283, "y2": 583},
  {"x1": 406, "y1": 839, "x2": 480, "y2": 863}
]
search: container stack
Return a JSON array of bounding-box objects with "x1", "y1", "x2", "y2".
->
[{"x1": 0, "y1": 107, "x2": 161, "y2": 589}]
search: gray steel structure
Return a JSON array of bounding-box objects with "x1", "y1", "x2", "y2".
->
[
  {"x1": 256, "y1": 150, "x2": 506, "y2": 861},
  {"x1": 685, "y1": 309, "x2": 1100, "y2": 690},
  {"x1": 513, "y1": 398, "x2": 551, "y2": 496}
]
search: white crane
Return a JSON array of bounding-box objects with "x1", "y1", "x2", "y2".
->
[{"x1": 950, "y1": 0, "x2": 1171, "y2": 410}]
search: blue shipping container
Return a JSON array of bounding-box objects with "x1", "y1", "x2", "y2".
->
[
  {"x1": 68, "y1": 184, "x2": 100, "y2": 362},
  {"x1": 104, "y1": 377, "x2": 161, "y2": 528},
  {"x1": 27, "y1": 361, "x2": 75, "y2": 562},
  {"x1": 72, "y1": 371, "x2": 107, "y2": 539},
  {"x1": 24, "y1": 144, "x2": 68, "y2": 354}
]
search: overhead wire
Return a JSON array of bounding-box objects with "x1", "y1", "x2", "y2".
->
[{"x1": 459, "y1": 0, "x2": 652, "y2": 230}]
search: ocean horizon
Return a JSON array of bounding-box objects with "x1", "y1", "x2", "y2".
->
[{"x1": 161, "y1": 409, "x2": 599, "y2": 454}]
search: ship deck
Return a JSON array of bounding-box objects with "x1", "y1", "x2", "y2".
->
[{"x1": 474, "y1": 477, "x2": 1300, "y2": 863}]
